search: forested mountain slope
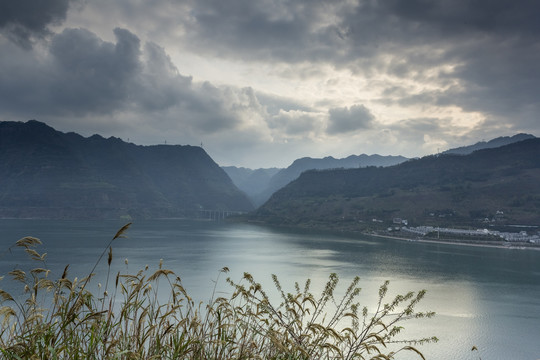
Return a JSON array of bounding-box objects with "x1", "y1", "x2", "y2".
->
[
  {"x1": 0, "y1": 120, "x2": 253, "y2": 219},
  {"x1": 252, "y1": 139, "x2": 540, "y2": 228}
]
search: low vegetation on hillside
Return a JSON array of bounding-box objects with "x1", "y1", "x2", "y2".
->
[
  {"x1": 0, "y1": 120, "x2": 252, "y2": 219},
  {"x1": 253, "y1": 139, "x2": 540, "y2": 229},
  {"x1": 0, "y1": 224, "x2": 437, "y2": 359}
]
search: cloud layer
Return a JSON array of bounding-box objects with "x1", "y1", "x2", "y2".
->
[
  {"x1": 0, "y1": 0, "x2": 70, "y2": 48},
  {"x1": 1, "y1": 0, "x2": 539, "y2": 167}
]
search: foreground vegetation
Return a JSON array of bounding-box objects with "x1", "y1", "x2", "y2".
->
[{"x1": 0, "y1": 223, "x2": 437, "y2": 359}]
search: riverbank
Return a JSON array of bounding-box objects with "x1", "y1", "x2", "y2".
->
[
  {"x1": 364, "y1": 232, "x2": 540, "y2": 250},
  {"x1": 243, "y1": 218, "x2": 540, "y2": 250}
]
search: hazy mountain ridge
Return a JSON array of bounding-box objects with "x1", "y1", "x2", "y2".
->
[
  {"x1": 0, "y1": 120, "x2": 253, "y2": 219},
  {"x1": 252, "y1": 138, "x2": 540, "y2": 228},
  {"x1": 221, "y1": 166, "x2": 281, "y2": 201},
  {"x1": 442, "y1": 133, "x2": 535, "y2": 155},
  {"x1": 224, "y1": 154, "x2": 408, "y2": 207}
]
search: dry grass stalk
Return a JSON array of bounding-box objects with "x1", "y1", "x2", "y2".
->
[{"x1": 0, "y1": 224, "x2": 437, "y2": 359}]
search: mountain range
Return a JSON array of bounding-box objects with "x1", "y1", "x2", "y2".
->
[
  {"x1": 2, "y1": 120, "x2": 538, "y2": 226},
  {"x1": 442, "y1": 133, "x2": 535, "y2": 155},
  {"x1": 251, "y1": 138, "x2": 540, "y2": 229},
  {"x1": 223, "y1": 154, "x2": 408, "y2": 206},
  {"x1": 225, "y1": 134, "x2": 535, "y2": 207},
  {"x1": 0, "y1": 120, "x2": 252, "y2": 219}
]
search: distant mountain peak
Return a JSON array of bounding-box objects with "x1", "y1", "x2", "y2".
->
[
  {"x1": 443, "y1": 133, "x2": 536, "y2": 155},
  {"x1": 225, "y1": 153, "x2": 408, "y2": 207}
]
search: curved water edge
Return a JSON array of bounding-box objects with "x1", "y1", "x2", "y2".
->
[
  {"x1": 1, "y1": 218, "x2": 539, "y2": 359},
  {"x1": 243, "y1": 217, "x2": 540, "y2": 251},
  {"x1": 365, "y1": 232, "x2": 540, "y2": 251}
]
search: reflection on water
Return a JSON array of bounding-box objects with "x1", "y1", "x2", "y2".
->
[{"x1": 1, "y1": 219, "x2": 539, "y2": 359}]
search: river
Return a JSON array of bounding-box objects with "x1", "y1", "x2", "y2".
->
[{"x1": 1, "y1": 219, "x2": 539, "y2": 359}]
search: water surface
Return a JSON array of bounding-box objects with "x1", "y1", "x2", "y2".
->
[{"x1": 1, "y1": 219, "x2": 539, "y2": 359}]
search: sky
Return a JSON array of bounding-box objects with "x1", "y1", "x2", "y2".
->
[{"x1": 1, "y1": 0, "x2": 539, "y2": 168}]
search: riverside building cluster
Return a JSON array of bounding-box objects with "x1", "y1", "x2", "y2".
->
[{"x1": 401, "y1": 226, "x2": 540, "y2": 244}]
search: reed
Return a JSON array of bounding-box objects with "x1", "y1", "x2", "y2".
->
[{"x1": 0, "y1": 223, "x2": 437, "y2": 359}]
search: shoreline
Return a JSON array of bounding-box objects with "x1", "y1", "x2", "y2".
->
[
  {"x1": 242, "y1": 219, "x2": 540, "y2": 251},
  {"x1": 364, "y1": 232, "x2": 540, "y2": 251}
]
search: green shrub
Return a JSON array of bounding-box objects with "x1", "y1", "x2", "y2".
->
[{"x1": 0, "y1": 223, "x2": 437, "y2": 359}]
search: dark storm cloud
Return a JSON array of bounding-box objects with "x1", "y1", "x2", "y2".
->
[
  {"x1": 327, "y1": 104, "x2": 375, "y2": 134},
  {"x1": 371, "y1": 0, "x2": 540, "y2": 38},
  {"x1": 0, "y1": 27, "x2": 251, "y2": 134},
  {"x1": 179, "y1": 81, "x2": 241, "y2": 133},
  {"x1": 186, "y1": 0, "x2": 349, "y2": 62},
  {"x1": 0, "y1": 28, "x2": 139, "y2": 117},
  {"x1": 377, "y1": 37, "x2": 540, "y2": 123},
  {"x1": 333, "y1": 0, "x2": 540, "y2": 63},
  {"x1": 48, "y1": 27, "x2": 141, "y2": 114},
  {"x1": 185, "y1": 0, "x2": 540, "y2": 130},
  {"x1": 443, "y1": 40, "x2": 540, "y2": 116},
  {"x1": 1, "y1": 0, "x2": 539, "y2": 166},
  {"x1": 370, "y1": 0, "x2": 540, "y2": 116},
  {"x1": 184, "y1": 0, "x2": 538, "y2": 63},
  {"x1": 0, "y1": 0, "x2": 72, "y2": 48},
  {"x1": 137, "y1": 41, "x2": 193, "y2": 111}
]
